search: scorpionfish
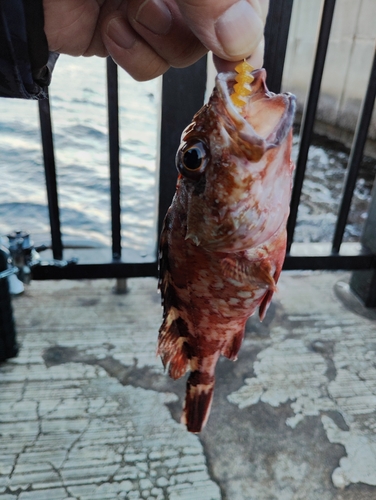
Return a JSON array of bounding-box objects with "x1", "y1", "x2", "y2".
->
[{"x1": 158, "y1": 66, "x2": 296, "y2": 433}]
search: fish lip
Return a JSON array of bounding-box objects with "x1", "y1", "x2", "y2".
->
[{"x1": 215, "y1": 69, "x2": 296, "y2": 150}]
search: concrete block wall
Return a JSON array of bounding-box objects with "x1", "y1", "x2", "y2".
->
[{"x1": 282, "y1": 0, "x2": 376, "y2": 148}]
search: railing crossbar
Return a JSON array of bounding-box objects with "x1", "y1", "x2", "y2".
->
[
  {"x1": 30, "y1": 253, "x2": 374, "y2": 280},
  {"x1": 32, "y1": 261, "x2": 158, "y2": 280},
  {"x1": 284, "y1": 252, "x2": 375, "y2": 271}
]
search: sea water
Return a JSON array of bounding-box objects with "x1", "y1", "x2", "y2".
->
[{"x1": 0, "y1": 55, "x2": 161, "y2": 256}]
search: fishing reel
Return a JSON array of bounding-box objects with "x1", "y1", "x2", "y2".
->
[
  {"x1": 0, "y1": 231, "x2": 47, "y2": 293},
  {"x1": 0, "y1": 230, "x2": 77, "y2": 293},
  {"x1": 7, "y1": 231, "x2": 46, "y2": 285}
]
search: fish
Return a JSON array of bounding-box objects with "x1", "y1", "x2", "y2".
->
[{"x1": 158, "y1": 66, "x2": 296, "y2": 433}]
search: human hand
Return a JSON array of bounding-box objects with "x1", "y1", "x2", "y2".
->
[{"x1": 43, "y1": 0, "x2": 268, "y2": 81}]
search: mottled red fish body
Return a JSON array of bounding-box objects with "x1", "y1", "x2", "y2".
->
[{"x1": 158, "y1": 69, "x2": 296, "y2": 433}]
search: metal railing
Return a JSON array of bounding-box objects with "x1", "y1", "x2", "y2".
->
[{"x1": 28, "y1": 0, "x2": 375, "y2": 306}]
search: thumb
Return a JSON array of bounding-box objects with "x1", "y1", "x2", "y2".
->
[{"x1": 175, "y1": 0, "x2": 268, "y2": 62}]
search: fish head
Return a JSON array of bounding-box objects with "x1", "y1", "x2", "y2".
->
[{"x1": 175, "y1": 68, "x2": 296, "y2": 252}]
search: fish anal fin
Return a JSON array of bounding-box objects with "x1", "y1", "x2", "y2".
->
[
  {"x1": 221, "y1": 256, "x2": 276, "y2": 290},
  {"x1": 182, "y1": 371, "x2": 215, "y2": 433},
  {"x1": 222, "y1": 324, "x2": 246, "y2": 360},
  {"x1": 258, "y1": 289, "x2": 274, "y2": 321}
]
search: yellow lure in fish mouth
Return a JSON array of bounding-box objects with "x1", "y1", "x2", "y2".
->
[{"x1": 230, "y1": 60, "x2": 255, "y2": 108}]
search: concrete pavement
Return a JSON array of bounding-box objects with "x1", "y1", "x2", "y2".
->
[{"x1": 1, "y1": 271, "x2": 375, "y2": 499}]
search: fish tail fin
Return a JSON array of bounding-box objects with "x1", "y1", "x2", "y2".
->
[{"x1": 182, "y1": 360, "x2": 218, "y2": 433}]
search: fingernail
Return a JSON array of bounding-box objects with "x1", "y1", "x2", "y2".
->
[
  {"x1": 215, "y1": 1, "x2": 263, "y2": 58},
  {"x1": 107, "y1": 17, "x2": 136, "y2": 49},
  {"x1": 136, "y1": 0, "x2": 172, "y2": 36}
]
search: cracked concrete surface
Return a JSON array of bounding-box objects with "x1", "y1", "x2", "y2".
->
[
  {"x1": 1, "y1": 272, "x2": 376, "y2": 499},
  {"x1": 1, "y1": 278, "x2": 220, "y2": 500}
]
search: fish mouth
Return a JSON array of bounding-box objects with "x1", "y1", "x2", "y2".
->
[
  {"x1": 215, "y1": 69, "x2": 296, "y2": 151},
  {"x1": 183, "y1": 69, "x2": 296, "y2": 253}
]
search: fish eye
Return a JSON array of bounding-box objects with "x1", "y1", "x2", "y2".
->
[
  {"x1": 176, "y1": 140, "x2": 209, "y2": 179},
  {"x1": 182, "y1": 144, "x2": 206, "y2": 171}
]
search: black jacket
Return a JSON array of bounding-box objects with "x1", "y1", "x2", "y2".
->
[{"x1": 0, "y1": 0, "x2": 57, "y2": 99}]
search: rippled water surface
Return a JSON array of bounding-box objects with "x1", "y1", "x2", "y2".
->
[
  {"x1": 292, "y1": 134, "x2": 376, "y2": 243},
  {"x1": 0, "y1": 56, "x2": 160, "y2": 255},
  {"x1": 0, "y1": 57, "x2": 375, "y2": 255}
]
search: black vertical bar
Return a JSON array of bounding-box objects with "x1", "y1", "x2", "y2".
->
[
  {"x1": 350, "y1": 178, "x2": 376, "y2": 308},
  {"x1": 286, "y1": 0, "x2": 337, "y2": 251},
  {"x1": 332, "y1": 48, "x2": 376, "y2": 253},
  {"x1": 106, "y1": 57, "x2": 121, "y2": 261},
  {"x1": 157, "y1": 56, "x2": 207, "y2": 239},
  {"x1": 350, "y1": 267, "x2": 376, "y2": 308},
  {"x1": 38, "y1": 92, "x2": 63, "y2": 260},
  {"x1": 264, "y1": 0, "x2": 294, "y2": 93},
  {"x1": 0, "y1": 248, "x2": 18, "y2": 361},
  {"x1": 365, "y1": 271, "x2": 376, "y2": 308}
]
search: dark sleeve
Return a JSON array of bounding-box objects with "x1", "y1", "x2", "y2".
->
[{"x1": 0, "y1": 0, "x2": 58, "y2": 99}]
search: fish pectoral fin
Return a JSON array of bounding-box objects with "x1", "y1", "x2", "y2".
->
[{"x1": 221, "y1": 256, "x2": 276, "y2": 290}]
